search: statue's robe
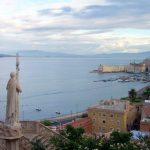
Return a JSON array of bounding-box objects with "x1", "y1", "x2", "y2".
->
[{"x1": 6, "y1": 77, "x2": 21, "y2": 126}]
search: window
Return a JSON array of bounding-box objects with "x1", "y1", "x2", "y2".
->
[
  {"x1": 102, "y1": 113, "x2": 106, "y2": 117},
  {"x1": 110, "y1": 114, "x2": 114, "y2": 117},
  {"x1": 102, "y1": 120, "x2": 106, "y2": 124}
]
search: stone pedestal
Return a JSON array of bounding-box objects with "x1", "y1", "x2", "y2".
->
[
  {"x1": 6, "y1": 139, "x2": 19, "y2": 150},
  {"x1": 0, "y1": 122, "x2": 22, "y2": 150}
]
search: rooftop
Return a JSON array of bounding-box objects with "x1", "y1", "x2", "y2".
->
[
  {"x1": 130, "y1": 62, "x2": 145, "y2": 67},
  {"x1": 141, "y1": 105, "x2": 150, "y2": 122},
  {"x1": 88, "y1": 99, "x2": 128, "y2": 113},
  {"x1": 143, "y1": 105, "x2": 150, "y2": 115}
]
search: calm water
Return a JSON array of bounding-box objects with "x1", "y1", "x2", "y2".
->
[{"x1": 0, "y1": 57, "x2": 148, "y2": 120}]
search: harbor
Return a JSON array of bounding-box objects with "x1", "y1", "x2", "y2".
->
[
  {"x1": 93, "y1": 58, "x2": 150, "y2": 83},
  {"x1": 93, "y1": 73, "x2": 150, "y2": 83}
]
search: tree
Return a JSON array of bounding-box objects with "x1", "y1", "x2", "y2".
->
[
  {"x1": 50, "y1": 127, "x2": 150, "y2": 150},
  {"x1": 31, "y1": 139, "x2": 47, "y2": 150},
  {"x1": 41, "y1": 120, "x2": 52, "y2": 126},
  {"x1": 50, "y1": 125, "x2": 105, "y2": 150},
  {"x1": 81, "y1": 135, "x2": 107, "y2": 150},
  {"x1": 109, "y1": 142, "x2": 140, "y2": 150},
  {"x1": 109, "y1": 131, "x2": 141, "y2": 150},
  {"x1": 50, "y1": 125, "x2": 84, "y2": 150},
  {"x1": 110, "y1": 131, "x2": 132, "y2": 144},
  {"x1": 128, "y1": 89, "x2": 137, "y2": 102},
  {"x1": 143, "y1": 88, "x2": 150, "y2": 99}
]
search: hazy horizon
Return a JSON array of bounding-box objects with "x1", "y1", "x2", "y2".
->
[{"x1": 1, "y1": 50, "x2": 150, "y2": 57}]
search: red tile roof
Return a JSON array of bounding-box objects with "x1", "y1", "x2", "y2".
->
[{"x1": 143, "y1": 106, "x2": 150, "y2": 115}]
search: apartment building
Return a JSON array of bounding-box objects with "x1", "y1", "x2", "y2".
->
[
  {"x1": 140, "y1": 104, "x2": 150, "y2": 132},
  {"x1": 127, "y1": 63, "x2": 146, "y2": 73},
  {"x1": 87, "y1": 100, "x2": 138, "y2": 134}
]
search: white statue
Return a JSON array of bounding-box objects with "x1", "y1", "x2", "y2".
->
[{"x1": 5, "y1": 72, "x2": 22, "y2": 126}]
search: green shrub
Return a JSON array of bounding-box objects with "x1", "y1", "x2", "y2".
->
[{"x1": 41, "y1": 120, "x2": 52, "y2": 126}]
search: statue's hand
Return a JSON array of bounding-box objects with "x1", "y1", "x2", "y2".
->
[{"x1": 17, "y1": 88, "x2": 22, "y2": 93}]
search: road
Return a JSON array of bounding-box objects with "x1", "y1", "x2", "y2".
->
[{"x1": 40, "y1": 111, "x2": 85, "y2": 123}]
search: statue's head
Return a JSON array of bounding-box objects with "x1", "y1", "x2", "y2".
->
[{"x1": 10, "y1": 72, "x2": 16, "y2": 78}]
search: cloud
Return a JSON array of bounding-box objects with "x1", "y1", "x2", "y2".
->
[
  {"x1": 38, "y1": 6, "x2": 74, "y2": 16},
  {"x1": 0, "y1": 0, "x2": 150, "y2": 54},
  {"x1": 38, "y1": 0, "x2": 150, "y2": 20},
  {"x1": 94, "y1": 37, "x2": 150, "y2": 53},
  {"x1": 36, "y1": 0, "x2": 150, "y2": 30}
]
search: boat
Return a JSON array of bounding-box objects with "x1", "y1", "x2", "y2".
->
[
  {"x1": 55, "y1": 111, "x2": 61, "y2": 115},
  {"x1": 118, "y1": 79, "x2": 124, "y2": 82},
  {"x1": 36, "y1": 108, "x2": 42, "y2": 111}
]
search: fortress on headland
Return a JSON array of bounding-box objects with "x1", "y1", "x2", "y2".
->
[{"x1": 98, "y1": 58, "x2": 150, "y2": 73}]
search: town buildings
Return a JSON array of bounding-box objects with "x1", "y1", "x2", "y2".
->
[
  {"x1": 143, "y1": 58, "x2": 150, "y2": 72},
  {"x1": 87, "y1": 100, "x2": 138, "y2": 135},
  {"x1": 127, "y1": 63, "x2": 146, "y2": 73},
  {"x1": 70, "y1": 117, "x2": 92, "y2": 134},
  {"x1": 56, "y1": 117, "x2": 92, "y2": 134},
  {"x1": 140, "y1": 103, "x2": 150, "y2": 132}
]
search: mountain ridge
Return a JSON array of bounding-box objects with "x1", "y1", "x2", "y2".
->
[{"x1": 0, "y1": 50, "x2": 150, "y2": 59}]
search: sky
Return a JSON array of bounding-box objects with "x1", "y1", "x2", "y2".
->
[{"x1": 0, "y1": 0, "x2": 150, "y2": 54}]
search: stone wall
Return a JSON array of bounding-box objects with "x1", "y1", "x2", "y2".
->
[
  {"x1": 0, "y1": 121, "x2": 60, "y2": 150},
  {"x1": 127, "y1": 63, "x2": 146, "y2": 73},
  {"x1": 98, "y1": 65, "x2": 126, "y2": 73},
  {"x1": 0, "y1": 139, "x2": 6, "y2": 150},
  {"x1": 98, "y1": 63, "x2": 146, "y2": 73},
  {"x1": 21, "y1": 121, "x2": 61, "y2": 150},
  {"x1": 21, "y1": 121, "x2": 58, "y2": 138}
]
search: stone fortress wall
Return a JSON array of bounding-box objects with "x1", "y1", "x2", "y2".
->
[{"x1": 98, "y1": 61, "x2": 147, "y2": 73}]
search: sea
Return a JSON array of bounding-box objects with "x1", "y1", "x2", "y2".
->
[{"x1": 0, "y1": 57, "x2": 149, "y2": 120}]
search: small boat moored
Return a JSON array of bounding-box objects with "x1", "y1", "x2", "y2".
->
[{"x1": 36, "y1": 108, "x2": 42, "y2": 111}]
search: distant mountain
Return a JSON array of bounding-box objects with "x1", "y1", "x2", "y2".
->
[
  {"x1": 1, "y1": 50, "x2": 150, "y2": 59},
  {"x1": 92, "y1": 51, "x2": 150, "y2": 59},
  {"x1": 0, "y1": 54, "x2": 13, "y2": 57},
  {"x1": 18, "y1": 50, "x2": 150, "y2": 59},
  {"x1": 18, "y1": 50, "x2": 81, "y2": 57}
]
